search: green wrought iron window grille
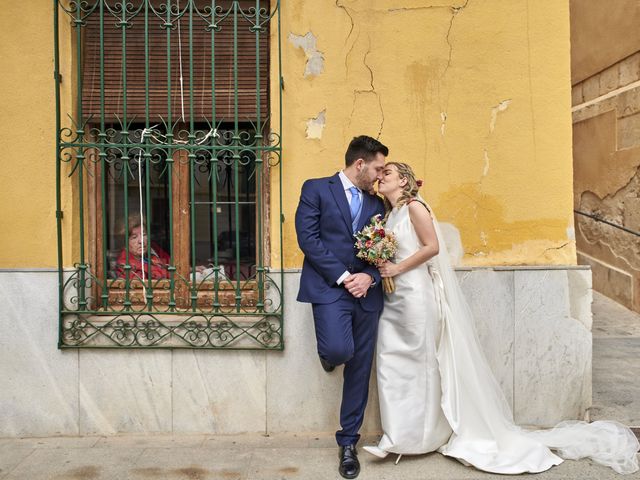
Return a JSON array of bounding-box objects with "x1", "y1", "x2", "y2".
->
[{"x1": 54, "y1": 0, "x2": 283, "y2": 349}]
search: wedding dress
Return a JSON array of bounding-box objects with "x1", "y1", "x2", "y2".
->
[{"x1": 371, "y1": 201, "x2": 639, "y2": 474}]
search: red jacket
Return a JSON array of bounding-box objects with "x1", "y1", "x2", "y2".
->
[{"x1": 115, "y1": 244, "x2": 171, "y2": 280}]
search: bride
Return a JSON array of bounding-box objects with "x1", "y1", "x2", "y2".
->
[{"x1": 362, "y1": 162, "x2": 639, "y2": 475}]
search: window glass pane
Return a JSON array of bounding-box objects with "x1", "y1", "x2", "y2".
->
[{"x1": 192, "y1": 124, "x2": 257, "y2": 281}]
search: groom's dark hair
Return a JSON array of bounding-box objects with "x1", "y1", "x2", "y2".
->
[{"x1": 345, "y1": 135, "x2": 389, "y2": 166}]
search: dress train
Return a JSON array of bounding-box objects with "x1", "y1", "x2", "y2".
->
[{"x1": 369, "y1": 203, "x2": 639, "y2": 475}]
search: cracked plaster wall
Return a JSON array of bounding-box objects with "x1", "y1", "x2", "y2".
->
[
  {"x1": 572, "y1": 49, "x2": 640, "y2": 311},
  {"x1": 274, "y1": 0, "x2": 575, "y2": 269},
  {"x1": 0, "y1": 1, "x2": 576, "y2": 272}
]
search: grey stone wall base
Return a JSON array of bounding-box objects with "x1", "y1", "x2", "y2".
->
[{"x1": 0, "y1": 268, "x2": 591, "y2": 436}]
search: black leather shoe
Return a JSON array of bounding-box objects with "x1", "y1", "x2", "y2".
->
[
  {"x1": 320, "y1": 357, "x2": 335, "y2": 372},
  {"x1": 339, "y1": 445, "x2": 360, "y2": 479}
]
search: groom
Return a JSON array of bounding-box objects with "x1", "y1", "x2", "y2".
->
[{"x1": 295, "y1": 135, "x2": 387, "y2": 479}]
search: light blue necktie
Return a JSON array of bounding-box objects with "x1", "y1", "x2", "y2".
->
[{"x1": 349, "y1": 186, "x2": 361, "y2": 232}]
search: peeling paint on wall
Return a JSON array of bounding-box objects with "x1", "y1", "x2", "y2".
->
[
  {"x1": 482, "y1": 149, "x2": 490, "y2": 176},
  {"x1": 288, "y1": 32, "x2": 324, "y2": 77},
  {"x1": 306, "y1": 110, "x2": 326, "y2": 139},
  {"x1": 434, "y1": 183, "x2": 575, "y2": 265},
  {"x1": 490, "y1": 99, "x2": 512, "y2": 132},
  {"x1": 578, "y1": 173, "x2": 640, "y2": 271},
  {"x1": 276, "y1": 1, "x2": 575, "y2": 270},
  {"x1": 572, "y1": 60, "x2": 640, "y2": 309},
  {"x1": 0, "y1": 1, "x2": 577, "y2": 271},
  {"x1": 479, "y1": 230, "x2": 488, "y2": 246},
  {"x1": 573, "y1": 110, "x2": 640, "y2": 198}
]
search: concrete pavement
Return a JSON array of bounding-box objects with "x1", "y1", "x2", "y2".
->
[
  {"x1": 592, "y1": 291, "x2": 640, "y2": 426},
  {"x1": 0, "y1": 432, "x2": 638, "y2": 480}
]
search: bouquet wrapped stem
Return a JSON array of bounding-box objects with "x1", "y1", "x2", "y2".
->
[
  {"x1": 382, "y1": 277, "x2": 395, "y2": 294},
  {"x1": 354, "y1": 214, "x2": 398, "y2": 295}
]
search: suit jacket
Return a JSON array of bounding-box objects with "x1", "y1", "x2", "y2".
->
[{"x1": 295, "y1": 172, "x2": 385, "y2": 312}]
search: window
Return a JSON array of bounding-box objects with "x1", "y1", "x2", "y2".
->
[{"x1": 55, "y1": 0, "x2": 283, "y2": 349}]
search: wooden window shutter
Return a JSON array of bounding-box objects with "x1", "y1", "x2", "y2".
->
[{"x1": 82, "y1": 1, "x2": 269, "y2": 123}]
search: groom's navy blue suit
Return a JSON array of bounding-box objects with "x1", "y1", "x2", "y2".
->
[{"x1": 295, "y1": 172, "x2": 385, "y2": 446}]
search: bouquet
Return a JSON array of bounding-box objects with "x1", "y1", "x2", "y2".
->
[{"x1": 354, "y1": 214, "x2": 398, "y2": 293}]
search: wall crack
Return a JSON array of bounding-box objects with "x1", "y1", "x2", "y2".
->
[
  {"x1": 388, "y1": 6, "x2": 453, "y2": 12},
  {"x1": 351, "y1": 39, "x2": 385, "y2": 138},
  {"x1": 335, "y1": 0, "x2": 355, "y2": 43},
  {"x1": 442, "y1": 0, "x2": 470, "y2": 82},
  {"x1": 543, "y1": 242, "x2": 571, "y2": 253},
  {"x1": 336, "y1": 0, "x2": 357, "y2": 73}
]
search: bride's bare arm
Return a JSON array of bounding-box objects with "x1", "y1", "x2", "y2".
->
[{"x1": 379, "y1": 201, "x2": 439, "y2": 277}]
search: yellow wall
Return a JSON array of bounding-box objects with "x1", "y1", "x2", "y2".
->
[
  {"x1": 0, "y1": 1, "x2": 56, "y2": 267},
  {"x1": 275, "y1": 0, "x2": 576, "y2": 268},
  {"x1": 0, "y1": 0, "x2": 575, "y2": 269},
  {"x1": 0, "y1": 0, "x2": 77, "y2": 269}
]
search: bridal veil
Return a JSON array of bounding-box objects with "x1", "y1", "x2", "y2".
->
[{"x1": 423, "y1": 198, "x2": 639, "y2": 474}]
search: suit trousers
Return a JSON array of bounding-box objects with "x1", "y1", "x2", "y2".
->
[{"x1": 312, "y1": 294, "x2": 381, "y2": 446}]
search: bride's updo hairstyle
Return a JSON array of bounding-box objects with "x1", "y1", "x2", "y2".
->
[{"x1": 383, "y1": 162, "x2": 421, "y2": 213}]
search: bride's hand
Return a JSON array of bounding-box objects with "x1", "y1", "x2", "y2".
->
[{"x1": 379, "y1": 261, "x2": 401, "y2": 277}]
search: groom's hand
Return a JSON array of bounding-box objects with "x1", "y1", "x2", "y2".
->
[{"x1": 343, "y1": 273, "x2": 372, "y2": 298}]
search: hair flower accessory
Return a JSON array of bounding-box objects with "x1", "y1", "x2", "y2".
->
[{"x1": 416, "y1": 179, "x2": 423, "y2": 187}]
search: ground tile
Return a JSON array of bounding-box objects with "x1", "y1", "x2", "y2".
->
[
  {"x1": 3, "y1": 447, "x2": 143, "y2": 480},
  {"x1": 93, "y1": 434, "x2": 207, "y2": 449},
  {"x1": 0, "y1": 447, "x2": 34, "y2": 480},
  {"x1": 0, "y1": 436, "x2": 100, "y2": 450},
  {"x1": 128, "y1": 447, "x2": 253, "y2": 480}
]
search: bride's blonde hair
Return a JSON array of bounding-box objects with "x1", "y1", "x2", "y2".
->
[{"x1": 383, "y1": 162, "x2": 422, "y2": 214}]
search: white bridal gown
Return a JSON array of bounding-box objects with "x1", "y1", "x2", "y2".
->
[{"x1": 374, "y1": 202, "x2": 639, "y2": 475}]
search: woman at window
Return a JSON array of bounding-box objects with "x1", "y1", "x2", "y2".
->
[{"x1": 115, "y1": 216, "x2": 170, "y2": 280}]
